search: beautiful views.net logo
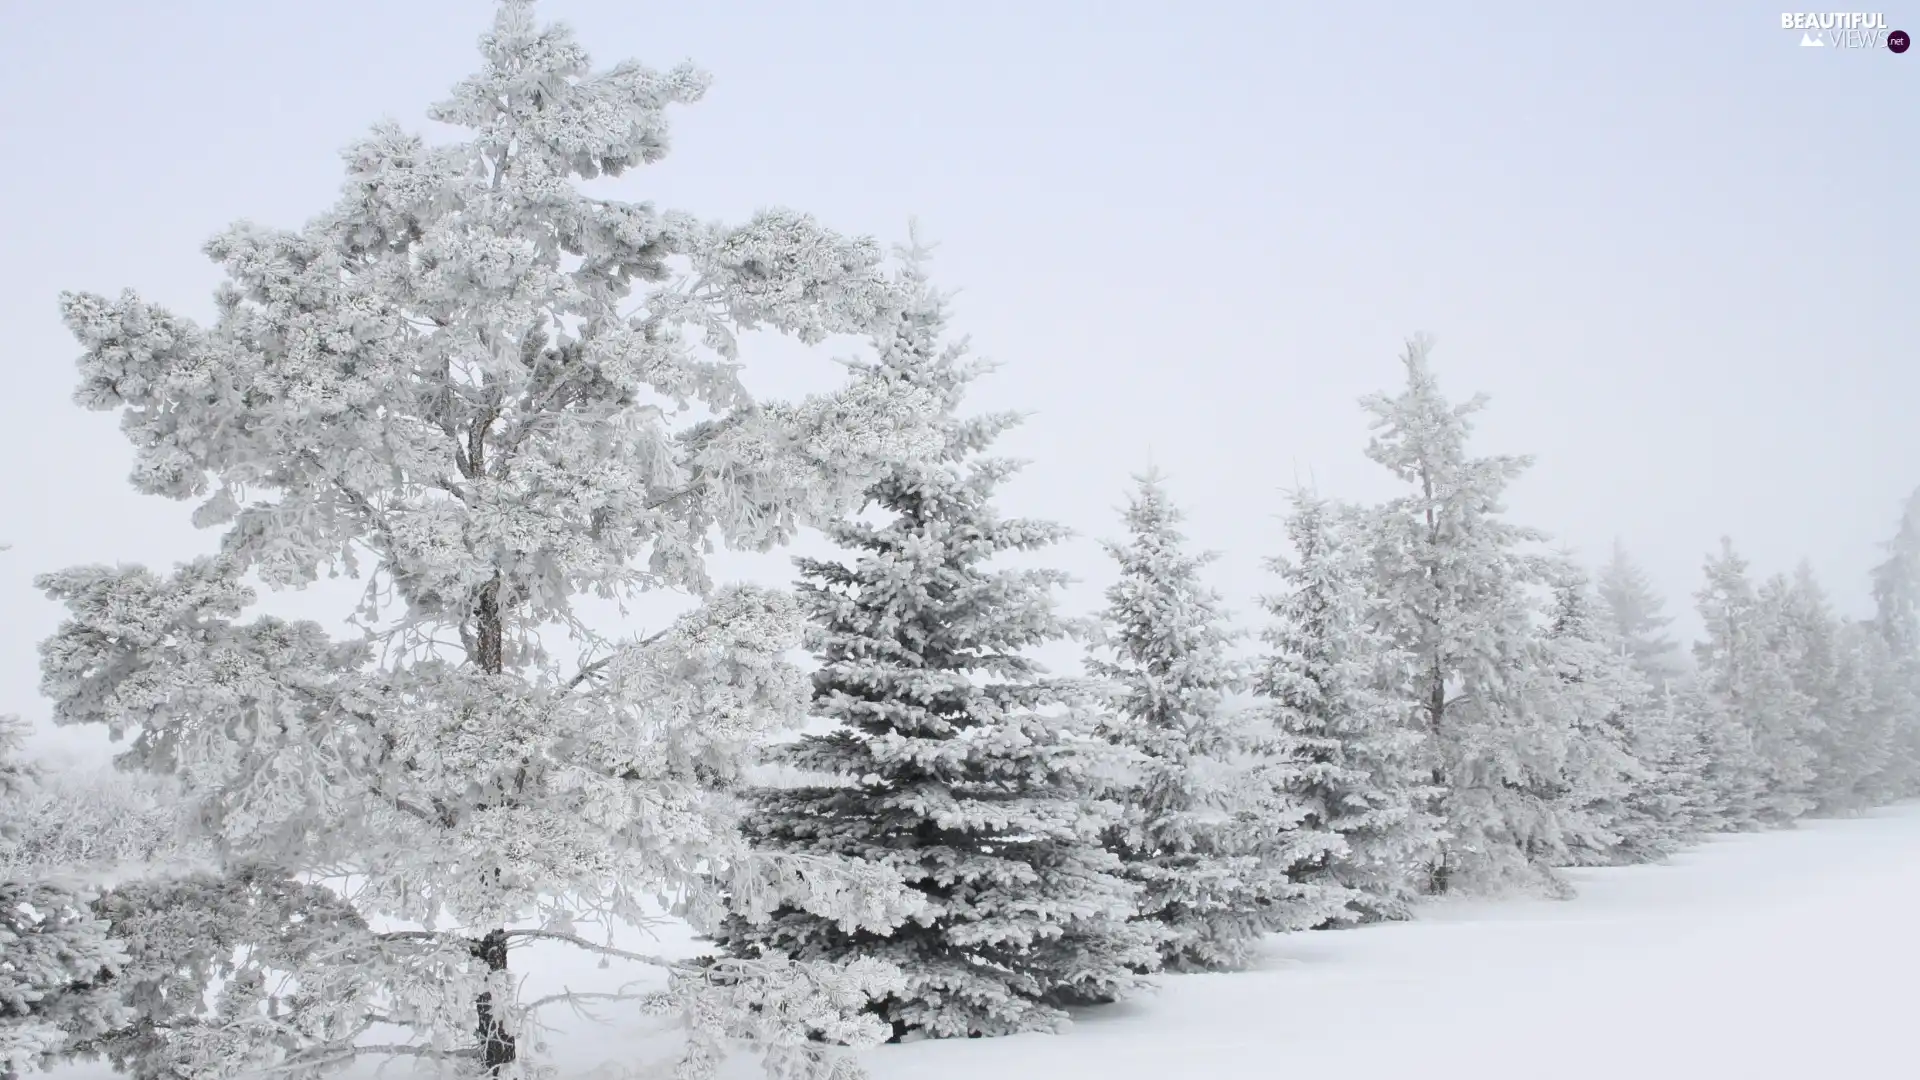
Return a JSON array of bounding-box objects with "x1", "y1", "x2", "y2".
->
[{"x1": 1781, "y1": 12, "x2": 1912, "y2": 50}]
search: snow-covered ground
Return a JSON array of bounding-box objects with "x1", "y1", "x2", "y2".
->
[
  {"x1": 48, "y1": 804, "x2": 1920, "y2": 1079},
  {"x1": 870, "y1": 804, "x2": 1920, "y2": 1080}
]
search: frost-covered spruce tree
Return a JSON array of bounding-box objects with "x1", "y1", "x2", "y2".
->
[
  {"x1": 1254, "y1": 491, "x2": 1437, "y2": 924},
  {"x1": 1535, "y1": 568, "x2": 1654, "y2": 867},
  {"x1": 1596, "y1": 540, "x2": 1687, "y2": 691},
  {"x1": 1691, "y1": 540, "x2": 1817, "y2": 827},
  {"x1": 1871, "y1": 488, "x2": 1920, "y2": 658},
  {"x1": 1086, "y1": 472, "x2": 1341, "y2": 969},
  {"x1": 1771, "y1": 564, "x2": 1865, "y2": 814},
  {"x1": 36, "y1": 4, "x2": 942, "y2": 1077},
  {"x1": 1355, "y1": 336, "x2": 1584, "y2": 897},
  {"x1": 711, "y1": 251, "x2": 1156, "y2": 1039},
  {"x1": 1626, "y1": 688, "x2": 1719, "y2": 847},
  {"x1": 1869, "y1": 488, "x2": 1920, "y2": 797},
  {"x1": 0, "y1": 715, "x2": 133, "y2": 1079}
]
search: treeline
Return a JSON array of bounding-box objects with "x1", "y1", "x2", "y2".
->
[
  {"x1": 3, "y1": 3, "x2": 1916, "y2": 1079},
  {"x1": 708, "y1": 285, "x2": 1920, "y2": 1041}
]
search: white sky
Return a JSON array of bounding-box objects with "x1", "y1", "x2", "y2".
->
[{"x1": 2, "y1": 1, "x2": 1912, "y2": 763}]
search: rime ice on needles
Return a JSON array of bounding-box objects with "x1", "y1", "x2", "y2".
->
[
  {"x1": 713, "y1": 248, "x2": 1159, "y2": 1039},
  {"x1": 37, "y1": 2, "x2": 942, "y2": 1076}
]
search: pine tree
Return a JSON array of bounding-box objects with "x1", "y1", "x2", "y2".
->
[
  {"x1": 37, "y1": 4, "x2": 940, "y2": 1076},
  {"x1": 1355, "y1": 336, "x2": 1581, "y2": 897},
  {"x1": 1535, "y1": 567, "x2": 1652, "y2": 867},
  {"x1": 1254, "y1": 491, "x2": 1437, "y2": 923},
  {"x1": 1088, "y1": 472, "x2": 1340, "y2": 970},
  {"x1": 712, "y1": 253, "x2": 1157, "y2": 1040},
  {"x1": 1596, "y1": 540, "x2": 1687, "y2": 690}
]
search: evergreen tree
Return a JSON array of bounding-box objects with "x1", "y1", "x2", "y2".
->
[
  {"x1": 1595, "y1": 540, "x2": 1687, "y2": 690},
  {"x1": 712, "y1": 254, "x2": 1157, "y2": 1040},
  {"x1": 36, "y1": 4, "x2": 940, "y2": 1075},
  {"x1": 1625, "y1": 688, "x2": 1718, "y2": 849},
  {"x1": 1869, "y1": 488, "x2": 1920, "y2": 656},
  {"x1": 1254, "y1": 491, "x2": 1438, "y2": 923},
  {"x1": 1536, "y1": 568, "x2": 1651, "y2": 867},
  {"x1": 1773, "y1": 564, "x2": 1866, "y2": 814},
  {"x1": 1355, "y1": 336, "x2": 1581, "y2": 897},
  {"x1": 1690, "y1": 541, "x2": 1817, "y2": 826},
  {"x1": 1088, "y1": 472, "x2": 1341, "y2": 970},
  {"x1": 0, "y1": 716, "x2": 132, "y2": 1079},
  {"x1": 1868, "y1": 488, "x2": 1920, "y2": 797}
]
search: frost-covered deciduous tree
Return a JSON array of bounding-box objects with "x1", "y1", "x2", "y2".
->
[
  {"x1": 711, "y1": 257, "x2": 1158, "y2": 1038},
  {"x1": 1535, "y1": 568, "x2": 1652, "y2": 867},
  {"x1": 1088, "y1": 472, "x2": 1339, "y2": 969},
  {"x1": 1254, "y1": 491, "x2": 1436, "y2": 924},
  {"x1": 1596, "y1": 540, "x2": 1687, "y2": 691},
  {"x1": 1355, "y1": 336, "x2": 1579, "y2": 897},
  {"x1": 37, "y1": 4, "x2": 943, "y2": 1076}
]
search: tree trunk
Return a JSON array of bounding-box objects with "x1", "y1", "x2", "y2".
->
[
  {"x1": 471, "y1": 575, "x2": 514, "y2": 1072},
  {"x1": 471, "y1": 928, "x2": 516, "y2": 1072}
]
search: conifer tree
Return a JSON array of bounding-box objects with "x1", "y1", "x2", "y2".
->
[
  {"x1": 1691, "y1": 541, "x2": 1817, "y2": 827},
  {"x1": 1596, "y1": 540, "x2": 1687, "y2": 690},
  {"x1": 1254, "y1": 491, "x2": 1437, "y2": 923},
  {"x1": 1088, "y1": 472, "x2": 1340, "y2": 969},
  {"x1": 36, "y1": 4, "x2": 940, "y2": 1075},
  {"x1": 1535, "y1": 568, "x2": 1651, "y2": 867},
  {"x1": 712, "y1": 253, "x2": 1157, "y2": 1040},
  {"x1": 1870, "y1": 488, "x2": 1920, "y2": 657},
  {"x1": 1355, "y1": 336, "x2": 1582, "y2": 897},
  {"x1": 1625, "y1": 687, "x2": 1718, "y2": 848},
  {"x1": 1868, "y1": 488, "x2": 1920, "y2": 797},
  {"x1": 0, "y1": 715, "x2": 133, "y2": 1079}
]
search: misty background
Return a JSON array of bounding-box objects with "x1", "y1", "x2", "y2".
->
[{"x1": 2, "y1": 0, "x2": 1910, "y2": 765}]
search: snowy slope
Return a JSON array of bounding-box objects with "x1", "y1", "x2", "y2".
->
[{"x1": 45, "y1": 804, "x2": 1920, "y2": 1079}]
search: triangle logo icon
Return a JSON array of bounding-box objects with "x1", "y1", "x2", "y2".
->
[{"x1": 1801, "y1": 31, "x2": 1826, "y2": 45}]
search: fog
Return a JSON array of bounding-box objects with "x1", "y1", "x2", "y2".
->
[{"x1": 2, "y1": 1, "x2": 1911, "y2": 764}]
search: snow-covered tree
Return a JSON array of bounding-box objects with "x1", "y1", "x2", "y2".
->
[
  {"x1": 1596, "y1": 540, "x2": 1687, "y2": 690},
  {"x1": 1769, "y1": 564, "x2": 1870, "y2": 814},
  {"x1": 1354, "y1": 336, "x2": 1580, "y2": 897},
  {"x1": 1253, "y1": 491, "x2": 1437, "y2": 923},
  {"x1": 1535, "y1": 567, "x2": 1668, "y2": 867},
  {"x1": 710, "y1": 251, "x2": 1157, "y2": 1040},
  {"x1": 36, "y1": 4, "x2": 944, "y2": 1076},
  {"x1": 1690, "y1": 541, "x2": 1818, "y2": 827},
  {"x1": 0, "y1": 716, "x2": 133, "y2": 1079},
  {"x1": 1868, "y1": 488, "x2": 1920, "y2": 798},
  {"x1": 1086, "y1": 472, "x2": 1341, "y2": 969},
  {"x1": 1870, "y1": 488, "x2": 1920, "y2": 657},
  {"x1": 1623, "y1": 688, "x2": 1718, "y2": 849}
]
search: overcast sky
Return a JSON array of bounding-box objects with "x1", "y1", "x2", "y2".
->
[{"x1": 2, "y1": 1, "x2": 1912, "y2": 763}]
